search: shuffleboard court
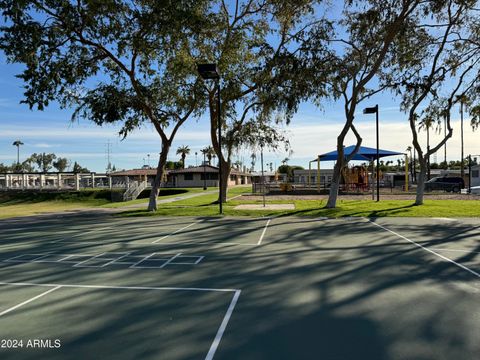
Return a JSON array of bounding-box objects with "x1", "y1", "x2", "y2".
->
[
  {"x1": 1, "y1": 213, "x2": 480, "y2": 359},
  {"x1": 0, "y1": 283, "x2": 239, "y2": 360}
]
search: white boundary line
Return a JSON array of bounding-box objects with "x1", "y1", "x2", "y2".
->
[
  {"x1": 0, "y1": 281, "x2": 238, "y2": 293},
  {"x1": 429, "y1": 248, "x2": 480, "y2": 254},
  {"x1": 152, "y1": 222, "x2": 198, "y2": 244},
  {"x1": 205, "y1": 289, "x2": 241, "y2": 360},
  {"x1": 159, "y1": 253, "x2": 183, "y2": 269},
  {"x1": 257, "y1": 219, "x2": 271, "y2": 245},
  {"x1": 369, "y1": 220, "x2": 480, "y2": 279},
  {"x1": 0, "y1": 285, "x2": 61, "y2": 317},
  {"x1": 101, "y1": 253, "x2": 132, "y2": 267},
  {"x1": 73, "y1": 253, "x2": 109, "y2": 268}
]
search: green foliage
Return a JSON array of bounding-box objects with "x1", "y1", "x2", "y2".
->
[
  {"x1": 29, "y1": 152, "x2": 56, "y2": 172},
  {"x1": 53, "y1": 157, "x2": 69, "y2": 172},
  {"x1": 72, "y1": 161, "x2": 89, "y2": 173},
  {"x1": 176, "y1": 145, "x2": 190, "y2": 168},
  {"x1": 278, "y1": 164, "x2": 304, "y2": 181},
  {"x1": 165, "y1": 161, "x2": 183, "y2": 170}
]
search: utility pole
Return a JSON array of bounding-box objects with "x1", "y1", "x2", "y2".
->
[{"x1": 106, "y1": 140, "x2": 111, "y2": 173}]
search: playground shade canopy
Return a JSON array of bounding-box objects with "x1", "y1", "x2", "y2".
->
[{"x1": 314, "y1": 145, "x2": 404, "y2": 162}]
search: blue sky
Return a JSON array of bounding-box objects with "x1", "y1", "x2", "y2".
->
[{"x1": 1, "y1": 54, "x2": 478, "y2": 172}]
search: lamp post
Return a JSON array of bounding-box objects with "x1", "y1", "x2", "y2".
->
[
  {"x1": 363, "y1": 105, "x2": 380, "y2": 201},
  {"x1": 147, "y1": 154, "x2": 150, "y2": 168},
  {"x1": 260, "y1": 144, "x2": 266, "y2": 207},
  {"x1": 203, "y1": 150, "x2": 207, "y2": 190},
  {"x1": 12, "y1": 140, "x2": 24, "y2": 169},
  {"x1": 195, "y1": 152, "x2": 198, "y2": 166},
  {"x1": 197, "y1": 63, "x2": 222, "y2": 214}
]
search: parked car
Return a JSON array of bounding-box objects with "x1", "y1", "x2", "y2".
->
[
  {"x1": 424, "y1": 177, "x2": 465, "y2": 193},
  {"x1": 470, "y1": 186, "x2": 480, "y2": 195}
]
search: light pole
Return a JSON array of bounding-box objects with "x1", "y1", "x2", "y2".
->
[
  {"x1": 147, "y1": 154, "x2": 150, "y2": 168},
  {"x1": 363, "y1": 105, "x2": 380, "y2": 201},
  {"x1": 203, "y1": 150, "x2": 207, "y2": 190},
  {"x1": 260, "y1": 144, "x2": 266, "y2": 207},
  {"x1": 427, "y1": 125, "x2": 431, "y2": 180},
  {"x1": 197, "y1": 63, "x2": 222, "y2": 214},
  {"x1": 195, "y1": 152, "x2": 198, "y2": 166},
  {"x1": 460, "y1": 99, "x2": 465, "y2": 181},
  {"x1": 12, "y1": 140, "x2": 24, "y2": 169}
]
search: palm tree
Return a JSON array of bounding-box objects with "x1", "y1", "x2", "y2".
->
[
  {"x1": 201, "y1": 146, "x2": 215, "y2": 165},
  {"x1": 176, "y1": 145, "x2": 190, "y2": 168},
  {"x1": 12, "y1": 140, "x2": 24, "y2": 168}
]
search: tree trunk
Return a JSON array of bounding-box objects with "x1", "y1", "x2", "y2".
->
[
  {"x1": 415, "y1": 158, "x2": 427, "y2": 206},
  {"x1": 326, "y1": 159, "x2": 343, "y2": 208},
  {"x1": 147, "y1": 143, "x2": 170, "y2": 211},
  {"x1": 218, "y1": 157, "x2": 230, "y2": 203}
]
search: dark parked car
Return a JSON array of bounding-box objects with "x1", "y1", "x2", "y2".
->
[{"x1": 424, "y1": 176, "x2": 465, "y2": 193}]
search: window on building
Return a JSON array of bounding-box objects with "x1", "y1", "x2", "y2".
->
[
  {"x1": 200, "y1": 173, "x2": 218, "y2": 180},
  {"x1": 473, "y1": 170, "x2": 479, "y2": 178},
  {"x1": 184, "y1": 173, "x2": 193, "y2": 181},
  {"x1": 230, "y1": 175, "x2": 236, "y2": 181}
]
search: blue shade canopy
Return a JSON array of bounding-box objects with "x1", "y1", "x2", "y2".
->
[{"x1": 312, "y1": 145, "x2": 404, "y2": 162}]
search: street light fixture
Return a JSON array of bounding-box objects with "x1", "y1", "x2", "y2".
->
[
  {"x1": 197, "y1": 63, "x2": 223, "y2": 214},
  {"x1": 12, "y1": 140, "x2": 24, "y2": 169},
  {"x1": 363, "y1": 105, "x2": 380, "y2": 201},
  {"x1": 202, "y1": 150, "x2": 207, "y2": 190}
]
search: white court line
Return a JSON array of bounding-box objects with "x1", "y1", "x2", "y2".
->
[
  {"x1": 0, "y1": 281, "x2": 237, "y2": 293},
  {"x1": 429, "y1": 248, "x2": 480, "y2": 255},
  {"x1": 369, "y1": 221, "x2": 480, "y2": 279},
  {"x1": 129, "y1": 253, "x2": 157, "y2": 268},
  {"x1": 159, "y1": 253, "x2": 183, "y2": 269},
  {"x1": 152, "y1": 241, "x2": 258, "y2": 246},
  {"x1": 257, "y1": 219, "x2": 271, "y2": 245},
  {"x1": 0, "y1": 286, "x2": 61, "y2": 317},
  {"x1": 152, "y1": 222, "x2": 198, "y2": 243},
  {"x1": 101, "y1": 253, "x2": 132, "y2": 267},
  {"x1": 205, "y1": 289, "x2": 241, "y2": 360}
]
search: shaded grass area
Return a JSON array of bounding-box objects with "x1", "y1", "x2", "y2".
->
[
  {"x1": 0, "y1": 188, "x2": 211, "y2": 219},
  {"x1": 119, "y1": 196, "x2": 480, "y2": 218},
  {"x1": 0, "y1": 190, "x2": 112, "y2": 219},
  {"x1": 100, "y1": 188, "x2": 205, "y2": 208}
]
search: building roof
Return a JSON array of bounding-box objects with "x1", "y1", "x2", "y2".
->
[
  {"x1": 170, "y1": 165, "x2": 251, "y2": 176},
  {"x1": 313, "y1": 145, "x2": 404, "y2": 162},
  {"x1": 251, "y1": 171, "x2": 278, "y2": 177},
  {"x1": 110, "y1": 168, "x2": 167, "y2": 176}
]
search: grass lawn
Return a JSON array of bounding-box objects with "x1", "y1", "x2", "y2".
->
[
  {"x1": 0, "y1": 188, "x2": 213, "y2": 219},
  {"x1": 0, "y1": 191, "x2": 110, "y2": 219},
  {"x1": 119, "y1": 193, "x2": 480, "y2": 218},
  {"x1": 1, "y1": 186, "x2": 478, "y2": 219}
]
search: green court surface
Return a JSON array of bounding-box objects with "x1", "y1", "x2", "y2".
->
[{"x1": 0, "y1": 213, "x2": 480, "y2": 359}]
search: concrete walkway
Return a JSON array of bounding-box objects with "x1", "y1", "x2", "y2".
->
[{"x1": 120, "y1": 190, "x2": 219, "y2": 209}]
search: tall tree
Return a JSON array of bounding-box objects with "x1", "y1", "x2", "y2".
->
[
  {"x1": 29, "y1": 152, "x2": 56, "y2": 172},
  {"x1": 53, "y1": 157, "x2": 70, "y2": 172},
  {"x1": 390, "y1": 0, "x2": 480, "y2": 204},
  {"x1": 72, "y1": 161, "x2": 89, "y2": 173},
  {"x1": 201, "y1": 146, "x2": 216, "y2": 165},
  {"x1": 194, "y1": 0, "x2": 321, "y2": 203},
  {"x1": 0, "y1": 0, "x2": 208, "y2": 211},
  {"x1": 303, "y1": 0, "x2": 424, "y2": 208},
  {"x1": 176, "y1": 145, "x2": 190, "y2": 169}
]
